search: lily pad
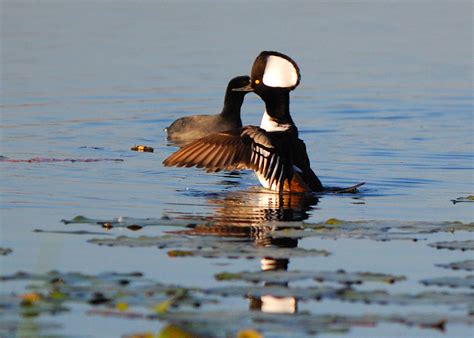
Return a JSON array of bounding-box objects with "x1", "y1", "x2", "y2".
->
[
  {"x1": 269, "y1": 220, "x2": 473, "y2": 242},
  {"x1": 88, "y1": 235, "x2": 330, "y2": 259},
  {"x1": 451, "y1": 196, "x2": 474, "y2": 204},
  {"x1": 61, "y1": 215, "x2": 474, "y2": 243},
  {"x1": 214, "y1": 270, "x2": 405, "y2": 285},
  {"x1": 428, "y1": 240, "x2": 474, "y2": 251},
  {"x1": 62, "y1": 215, "x2": 205, "y2": 230},
  {"x1": 0, "y1": 320, "x2": 62, "y2": 338},
  {"x1": 206, "y1": 284, "x2": 338, "y2": 300},
  {"x1": 33, "y1": 229, "x2": 112, "y2": 236},
  {"x1": 420, "y1": 276, "x2": 474, "y2": 289},
  {"x1": 206, "y1": 285, "x2": 474, "y2": 311},
  {"x1": 0, "y1": 248, "x2": 13, "y2": 256},
  {"x1": 151, "y1": 310, "x2": 473, "y2": 338},
  {"x1": 0, "y1": 271, "x2": 212, "y2": 316},
  {"x1": 436, "y1": 260, "x2": 474, "y2": 271},
  {"x1": 336, "y1": 289, "x2": 474, "y2": 309}
]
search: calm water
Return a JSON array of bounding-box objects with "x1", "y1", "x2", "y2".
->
[{"x1": 1, "y1": 1, "x2": 473, "y2": 337}]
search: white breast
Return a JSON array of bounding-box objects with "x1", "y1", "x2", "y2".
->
[{"x1": 260, "y1": 111, "x2": 292, "y2": 132}]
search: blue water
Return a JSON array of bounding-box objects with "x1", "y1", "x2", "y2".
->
[{"x1": 1, "y1": 1, "x2": 473, "y2": 337}]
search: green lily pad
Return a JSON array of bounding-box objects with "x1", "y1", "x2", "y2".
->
[
  {"x1": 436, "y1": 260, "x2": 474, "y2": 271},
  {"x1": 214, "y1": 270, "x2": 405, "y2": 285},
  {"x1": 420, "y1": 276, "x2": 474, "y2": 289},
  {"x1": 88, "y1": 235, "x2": 330, "y2": 259},
  {"x1": 429, "y1": 240, "x2": 474, "y2": 251}
]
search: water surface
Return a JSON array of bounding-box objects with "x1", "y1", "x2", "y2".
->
[{"x1": 1, "y1": 1, "x2": 473, "y2": 337}]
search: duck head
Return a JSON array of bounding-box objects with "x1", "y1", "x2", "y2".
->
[{"x1": 233, "y1": 51, "x2": 301, "y2": 96}]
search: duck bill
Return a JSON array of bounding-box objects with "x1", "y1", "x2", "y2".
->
[{"x1": 232, "y1": 83, "x2": 254, "y2": 92}]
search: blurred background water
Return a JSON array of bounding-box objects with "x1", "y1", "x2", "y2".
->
[{"x1": 1, "y1": 1, "x2": 473, "y2": 337}]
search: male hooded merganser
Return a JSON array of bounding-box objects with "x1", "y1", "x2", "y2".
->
[
  {"x1": 163, "y1": 51, "x2": 324, "y2": 193},
  {"x1": 165, "y1": 75, "x2": 250, "y2": 143}
]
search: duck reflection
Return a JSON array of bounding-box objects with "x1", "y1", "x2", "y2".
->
[{"x1": 167, "y1": 187, "x2": 319, "y2": 314}]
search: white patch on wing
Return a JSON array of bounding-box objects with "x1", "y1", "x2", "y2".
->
[
  {"x1": 260, "y1": 111, "x2": 292, "y2": 132},
  {"x1": 262, "y1": 55, "x2": 298, "y2": 88}
]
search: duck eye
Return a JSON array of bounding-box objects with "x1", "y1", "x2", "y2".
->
[{"x1": 255, "y1": 79, "x2": 260, "y2": 84}]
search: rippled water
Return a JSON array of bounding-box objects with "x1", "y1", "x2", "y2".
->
[{"x1": 1, "y1": 2, "x2": 473, "y2": 337}]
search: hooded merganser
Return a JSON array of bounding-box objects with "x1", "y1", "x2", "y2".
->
[
  {"x1": 165, "y1": 75, "x2": 250, "y2": 143},
  {"x1": 163, "y1": 51, "x2": 324, "y2": 193}
]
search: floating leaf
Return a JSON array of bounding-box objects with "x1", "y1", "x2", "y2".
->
[
  {"x1": 451, "y1": 196, "x2": 474, "y2": 204},
  {"x1": 62, "y1": 215, "x2": 201, "y2": 229},
  {"x1": 0, "y1": 320, "x2": 62, "y2": 338},
  {"x1": 158, "y1": 324, "x2": 195, "y2": 338},
  {"x1": 214, "y1": 270, "x2": 405, "y2": 285},
  {"x1": 325, "y1": 218, "x2": 344, "y2": 225},
  {"x1": 0, "y1": 271, "x2": 211, "y2": 315},
  {"x1": 206, "y1": 284, "x2": 338, "y2": 300},
  {"x1": 167, "y1": 250, "x2": 194, "y2": 257},
  {"x1": 131, "y1": 145, "x2": 154, "y2": 153},
  {"x1": 205, "y1": 285, "x2": 474, "y2": 311},
  {"x1": 33, "y1": 228, "x2": 112, "y2": 236},
  {"x1": 154, "y1": 299, "x2": 173, "y2": 314},
  {"x1": 153, "y1": 310, "x2": 474, "y2": 338},
  {"x1": 62, "y1": 214, "x2": 474, "y2": 242},
  {"x1": 420, "y1": 276, "x2": 474, "y2": 289},
  {"x1": 436, "y1": 260, "x2": 474, "y2": 271},
  {"x1": 269, "y1": 220, "x2": 473, "y2": 242},
  {"x1": 116, "y1": 302, "x2": 129, "y2": 311},
  {"x1": 237, "y1": 329, "x2": 263, "y2": 338},
  {"x1": 88, "y1": 235, "x2": 330, "y2": 259},
  {"x1": 429, "y1": 240, "x2": 474, "y2": 251},
  {"x1": 0, "y1": 248, "x2": 12, "y2": 256}
]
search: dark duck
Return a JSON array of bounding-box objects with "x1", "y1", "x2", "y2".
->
[
  {"x1": 164, "y1": 51, "x2": 326, "y2": 193},
  {"x1": 165, "y1": 75, "x2": 250, "y2": 143}
]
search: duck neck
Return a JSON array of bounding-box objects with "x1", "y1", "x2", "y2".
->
[
  {"x1": 263, "y1": 91, "x2": 295, "y2": 126},
  {"x1": 220, "y1": 90, "x2": 245, "y2": 122}
]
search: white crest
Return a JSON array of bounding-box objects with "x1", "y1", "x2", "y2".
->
[{"x1": 262, "y1": 55, "x2": 298, "y2": 88}]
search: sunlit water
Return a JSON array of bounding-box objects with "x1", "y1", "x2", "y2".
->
[{"x1": 1, "y1": 2, "x2": 473, "y2": 337}]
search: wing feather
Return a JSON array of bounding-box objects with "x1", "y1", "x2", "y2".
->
[{"x1": 163, "y1": 126, "x2": 295, "y2": 190}]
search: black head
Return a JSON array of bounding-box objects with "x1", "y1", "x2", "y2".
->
[
  {"x1": 234, "y1": 51, "x2": 301, "y2": 94},
  {"x1": 227, "y1": 75, "x2": 251, "y2": 90},
  {"x1": 226, "y1": 75, "x2": 251, "y2": 97},
  {"x1": 221, "y1": 75, "x2": 250, "y2": 118}
]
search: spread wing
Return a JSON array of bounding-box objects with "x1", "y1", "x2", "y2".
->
[{"x1": 163, "y1": 126, "x2": 293, "y2": 191}]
